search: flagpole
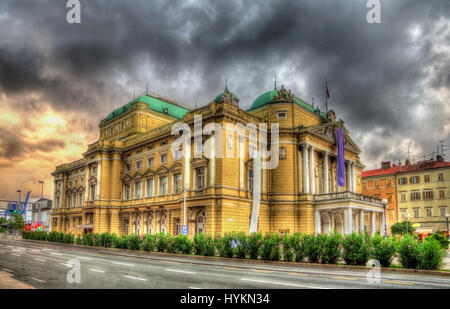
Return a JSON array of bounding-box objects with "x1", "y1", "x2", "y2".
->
[{"x1": 325, "y1": 82, "x2": 329, "y2": 113}]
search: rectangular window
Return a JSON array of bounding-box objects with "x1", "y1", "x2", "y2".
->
[
  {"x1": 424, "y1": 175, "x2": 430, "y2": 183},
  {"x1": 410, "y1": 176, "x2": 420, "y2": 184},
  {"x1": 438, "y1": 173, "x2": 444, "y2": 181},
  {"x1": 160, "y1": 153, "x2": 168, "y2": 164},
  {"x1": 136, "y1": 160, "x2": 142, "y2": 171},
  {"x1": 387, "y1": 194, "x2": 393, "y2": 203},
  {"x1": 413, "y1": 208, "x2": 420, "y2": 218},
  {"x1": 125, "y1": 163, "x2": 131, "y2": 172},
  {"x1": 426, "y1": 208, "x2": 432, "y2": 217},
  {"x1": 439, "y1": 190, "x2": 445, "y2": 199},
  {"x1": 146, "y1": 179, "x2": 154, "y2": 197},
  {"x1": 411, "y1": 192, "x2": 421, "y2": 201},
  {"x1": 423, "y1": 191, "x2": 433, "y2": 200},
  {"x1": 174, "y1": 174, "x2": 182, "y2": 193},
  {"x1": 121, "y1": 122, "x2": 124, "y2": 131},
  {"x1": 110, "y1": 127, "x2": 114, "y2": 135},
  {"x1": 398, "y1": 177, "x2": 407, "y2": 185},
  {"x1": 277, "y1": 111, "x2": 287, "y2": 119},
  {"x1": 79, "y1": 193, "x2": 83, "y2": 206},
  {"x1": 92, "y1": 166, "x2": 97, "y2": 175},
  {"x1": 248, "y1": 171, "x2": 254, "y2": 192},
  {"x1": 196, "y1": 167, "x2": 206, "y2": 189},
  {"x1": 147, "y1": 157, "x2": 154, "y2": 167},
  {"x1": 174, "y1": 218, "x2": 180, "y2": 236},
  {"x1": 400, "y1": 193, "x2": 406, "y2": 201},
  {"x1": 440, "y1": 207, "x2": 448, "y2": 217},
  {"x1": 90, "y1": 185, "x2": 96, "y2": 201},
  {"x1": 159, "y1": 176, "x2": 167, "y2": 195},
  {"x1": 124, "y1": 184, "x2": 130, "y2": 200},
  {"x1": 135, "y1": 181, "x2": 142, "y2": 198},
  {"x1": 73, "y1": 194, "x2": 77, "y2": 207},
  {"x1": 67, "y1": 196, "x2": 71, "y2": 208},
  {"x1": 400, "y1": 209, "x2": 407, "y2": 220},
  {"x1": 386, "y1": 179, "x2": 392, "y2": 187}
]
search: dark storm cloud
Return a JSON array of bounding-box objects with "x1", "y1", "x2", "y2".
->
[
  {"x1": 0, "y1": 0, "x2": 449, "y2": 166},
  {"x1": 0, "y1": 127, "x2": 66, "y2": 160}
]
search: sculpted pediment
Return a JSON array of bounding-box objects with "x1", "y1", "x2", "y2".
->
[{"x1": 301, "y1": 122, "x2": 361, "y2": 154}]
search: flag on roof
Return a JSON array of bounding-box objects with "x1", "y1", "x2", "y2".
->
[{"x1": 326, "y1": 83, "x2": 330, "y2": 98}]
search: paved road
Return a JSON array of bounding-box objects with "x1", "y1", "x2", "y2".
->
[{"x1": 0, "y1": 239, "x2": 449, "y2": 289}]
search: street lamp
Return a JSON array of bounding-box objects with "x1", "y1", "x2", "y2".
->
[
  {"x1": 446, "y1": 213, "x2": 449, "y2": 240},
  {"x1": 381, "y1": 199, "x2": 388, "y2": 237},
  {"x1": 38, "y1": 180, "x2": 44, "y2": 225}
]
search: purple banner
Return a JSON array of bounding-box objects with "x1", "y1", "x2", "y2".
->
[{"x1": 336, "y1": 127, "x2": 345, "y2": 187}]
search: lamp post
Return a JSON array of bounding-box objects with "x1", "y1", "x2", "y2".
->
[
  {"x1": 381, "y1": 199, "x2": 388, "y2": 237},
  {"x1": 406, "y1": 213, "x2": 411, "y2": 234},
  {"x1": 38, "y1": 181, "x2": 44, "y2": 225},
  {"x1": 446, "y1": 213, "x2": 449, "y2": 240},
  {"x1": 16, "y1": 190, "x2": 21, "y2": 216}
]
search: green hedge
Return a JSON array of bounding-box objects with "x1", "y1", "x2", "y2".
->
[{"x1": 21, "y1": 231, "x2": 447, "y2": 270}]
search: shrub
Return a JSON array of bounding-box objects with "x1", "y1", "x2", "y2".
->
[
  {"x1": 47, "y1": 231, "x2": 58, "y2": 242},
  {"x1": 418, "y1": 238, "x2": 446, "y2": 270},
  {"x1": 322, "y1": 232, "x2": 343, "y2": 264},
  {"x1": 397, "y1": 234, "x2": 420, "y2": 269},
  {"x1": 303, "y1": 234, "x2": 323, "y2": 263},
  {"x1": 428, "y1": 233, "x2": 449, "y2": 250},
  {"x1": 82, "y1": 233, "x2": 95, "y2": 246},
  {"x1": 63, "y1": 233, "x2": 74, "y2": 244},
  {"x1": 342, "y1": 233, "x2": 370, "y2": 266},
  {"x1": 99, "y1": 233, "x2": 115, "y2": 248},
  {"x1": 391, "y1": 221, "x2": 416, "y2": 235},
  {"x1": 113, "y1": 234, "x2": 129, "y2": 249},
  {"x1": 193, "y1": 233, "x2": 216, "y2": 256},
  {"x1": 260, "y1": 234, "x2": 282, "y2": 261},
  {"x1": 75, "y1": 235, "x2": 82, "y2": 245},
  {"x1": 292, "y1": 233, "x2": 306, "y2": 262},
  {"x1": 172, "y1": 235, "x2": 194, "y2": 254},
  {"x1": 142, "y1": 234, "x2": 157, "y2": 251},
  {"x1": 214, "y1": 234, "x2": 234, "y2": 258},
  {"x1": 232, "y1": 232, "x2": 249, "y2": 259},
  {"x1": 248, "y1": 233, "x2": 263, "y2": 260},
  {"x1": 282, "y1": 234, "x2": 295, "y2": 262},
  {"x1": 370, "y1": 235, "x2": 397, "y2": 267},
  {"x1": 156, "y1": 233, "x2": 170, "y2": 252},
  {"x1": 126, "y1": 234, "x2": 142, "y2": 250}
]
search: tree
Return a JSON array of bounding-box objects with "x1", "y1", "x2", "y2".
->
[
  {"x1": 9, "y1": 214, "x2": 25, "y2": 231},
  {"x1": 391, "y1": 221, "x2": 416, "y2": 235}
]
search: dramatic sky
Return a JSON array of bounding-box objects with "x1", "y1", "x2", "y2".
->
[{"x1": 0, "y1": 0, "x2": 449, "y2": 200}]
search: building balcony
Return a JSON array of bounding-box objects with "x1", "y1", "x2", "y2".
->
[{"x1": 314, "y1": 191, "x2": 384, "y2": 205}]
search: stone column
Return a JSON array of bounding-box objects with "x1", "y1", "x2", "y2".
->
[
  {"x1": 344, "y1": 208, "x2": 353, "y2": 234},
  {"x1": 314, "y1": 209, "x2": 321, "y2": 234},
  {"x1": 346, "y1": 161, "x2": 352, "y2": 192},
  {"x1": 140, "y1": 212, "x2": 145, "y2": 236},
  {"x1": 128, "y1": 212, "x2": 133, "y2": 235},
  {"x1": 110, "y1": 209, "x2": 120, "y2": 235},
  {"x1": 331, "y1": 212, "x2": 335, "y2": 231},
  {"x1": 380, "y1": 211, "x2": 385, "y2": 236},
  {"x1": 323, "y1": 152, "x2": 329, "y2": 194},
  {"x1": 309, "y1": 146, "x2": 315, "y2": 195},
  {"x1": 371, "y1": 212, "x2": 376, "y2": 237},
  {"x1": 360, "y1": 210, "x2": 365, "y2": 233},
  {"x1": 302, "y1": 145, "x2": 309, "y2": 194},
  {"x1": 352, "y1": 162, "x2": 356, "y2": 193}
]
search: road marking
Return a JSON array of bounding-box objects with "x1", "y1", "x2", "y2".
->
[
  {"x1": 285, "y1": 272, "x2": 308, "y2": 277},
  {"x1": 166, "y1": 269, "x2": 196, "y2": 275},
  {"x1": 124, "y1": 275, "x2": 147, "y2": 281},
  {"x1": 11, "y1": 253, "x2": 21, "y2": 257},
  {"x1": 253, "y1": 270, "x2": 273, "y2": 274},
  {"x1": 50, "y1": 252, "x2": 63, "y2": 256},
  {"x1": 2, "y1": 268, "x2": 13, "y2": 273},
  {"x1": 31, "y1": 277, "x2": 47, "y2": 283},
  {"x1": 89, "y1": 268, "x2": 105, "y2": 273},
  {"x1": 76, "y1": 256, "x2": 93, "y2": 260},
  {"x1": 60, "y1": 263, "x2": 73, "y2": 267},
  {"x1": 30, "y1": 249, "x2": 41, "y2": 253},
  {"x1": 112, "y1": 262, "x2": 135, "y2": 267},
  {"x1": 332, "y1": 276, "x2": 358, "y2": 281},
  {"x1": 241, "y1": 278, "x2": 329, "y2": 289},
  {"x1": 189, "y1": 287, "x2": 201, "y2": 289},
  {"x1": 224, "y1": 267, "x2": 240, "y2": 271},
  {"x1": 34, "y1": 258, "x2": 47, "y2": 262},
  {"x1": 383, "y1": 280, "x2": 414, "y2": 286}
]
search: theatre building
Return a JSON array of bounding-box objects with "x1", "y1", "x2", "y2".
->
[{"x1": 51, "y1": 85, "x2": 385, "y2": 237}]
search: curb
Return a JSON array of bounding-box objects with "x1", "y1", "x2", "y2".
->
[{"x1": 15, "y1": 239, "x2": 450, "y2": 278}]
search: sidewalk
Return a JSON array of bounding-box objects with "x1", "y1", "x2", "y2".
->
[{"x1": 0, "y1": 271, "x2": 35, "y2": 289}]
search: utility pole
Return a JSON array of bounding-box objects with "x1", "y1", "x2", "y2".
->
[{"x1": 38, "y1": 180, "x2": 44, "y2": 225}]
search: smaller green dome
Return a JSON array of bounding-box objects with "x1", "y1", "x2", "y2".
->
[{"x1": 213, "y1": 89, "x2": 239, "y2": 103}]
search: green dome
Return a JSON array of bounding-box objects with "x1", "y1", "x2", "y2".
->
[
  {"x1": 213, "y1": 90, "x2": 239, "y2": 103},
  {"x1": 248, "y1": 89, "x2": 327, "y2": 118}
]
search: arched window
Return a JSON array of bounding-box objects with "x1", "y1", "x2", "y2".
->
[
  {"x1": 148, "y1": 213, "x2": 153, "y2": 234},
  {"x1": 136, "y1": 216, "x2": 141, "y2": 235},
  {"x1": 160, "y1": 213, "x2": 167, "y2": 234},
  {"x1": 197, "y1": 210, "x2": 206, "y2": 234}
]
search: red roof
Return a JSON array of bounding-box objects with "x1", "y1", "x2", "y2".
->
[
  {"x1": 362, "y1": 160, "x2": 450, "y2": 178},
  {"x1": 362, "y1": 166, "x2": 399, "y2": 178}
]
